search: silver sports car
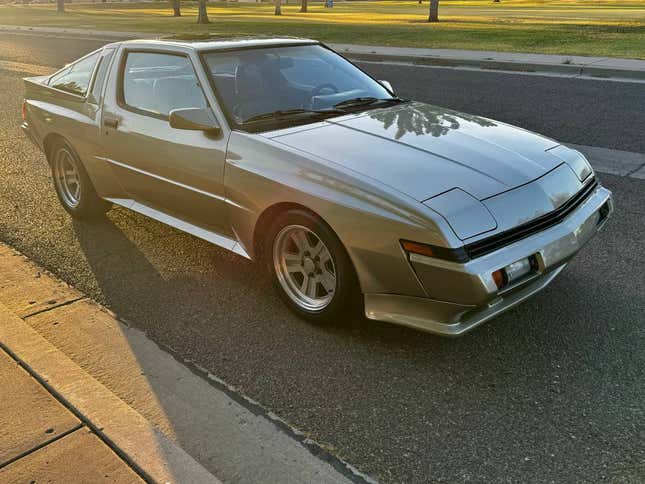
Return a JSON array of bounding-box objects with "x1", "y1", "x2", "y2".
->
[{"x1": 21, "y1": 37, "x2": 613, "y2": 336}]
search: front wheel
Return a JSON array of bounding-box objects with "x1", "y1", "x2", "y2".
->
[
  {"x1": 265, "y1": 209, "x2": 361, "y2": 323},
  {"x1": 50, "y1": 139, "x2": 110, "y2": 218}
]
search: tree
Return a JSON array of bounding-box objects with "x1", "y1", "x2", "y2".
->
[
  {"x1": 428, "y1": 0, "x2": 439, "y2": 22},
  {"x1": 171, "y1": 0, "x2": 181, "y2": 17},
  {"x1": 274, "y1": 0, "x2": 282, "y2": 16},
  {"x1": 197, "y1": 0, "x2": 210, "y2": 23},
  {"x1": 300, "y1": 0, "x2": 307, "y2": 13},
  {"x1": 56, "y1": 0, "x2": 65, "y2": 14}
]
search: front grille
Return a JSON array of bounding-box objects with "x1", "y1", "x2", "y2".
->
[{"x1": 464, "y1": 178, "x2": 598, "y2": 259}]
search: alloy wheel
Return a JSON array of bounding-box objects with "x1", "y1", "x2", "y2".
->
[
  {"x1": 273, "y1": 224, "x2": 337, "y2": 311},
  {"x1": 53, "y1": 148, "x2": 82, "y2": 208}
]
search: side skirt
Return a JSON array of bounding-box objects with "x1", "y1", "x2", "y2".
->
[{"x1": 105, "y1": 198, "x2": 251, "y2": 260}]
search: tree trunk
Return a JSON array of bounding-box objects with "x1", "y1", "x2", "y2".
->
[
  {"x1": 197, "y1": 0, "x2": 210, "y2": 23},
  {"x1": 300, "y1": 0, "x2": 307, "y2": 13},
  {"x1": 428, "y1": 0, "x2": 439, "y2": 22},
  {"x1": 274, "y1": 0, "x2": 281, "y2": 15},
  {"x1": 56, "y1": 0, "x2": 65, "y2": 13},
  {"x1": 171, "y1": 0, "x2": 181, "y2": 17}
]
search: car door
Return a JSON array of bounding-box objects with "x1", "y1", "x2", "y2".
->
[{"x1": 100, "y1": 47, "x2": 231, "y2": 239}]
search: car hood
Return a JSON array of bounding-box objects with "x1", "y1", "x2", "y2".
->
[{"x1": 268, "y1": 102, "x2": 564, "y2": 201}]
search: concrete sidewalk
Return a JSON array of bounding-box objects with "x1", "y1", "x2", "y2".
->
[
  {"x1": 1, "y1": 24, "x2": 645, "y2": 81},
  {"x1": 0, "y1": 302, "x2": 221, "y2": 483},
  {"x1": 0, "y1": 346, "x2": 144, "y2": 482},
  {"x1": 0, "y1": 243, "x2": 369, "y2": 484}
]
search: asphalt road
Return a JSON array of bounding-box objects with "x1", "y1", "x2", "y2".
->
[{"x1": 1, "y1": 33, "x2": 644, "y2": 483}]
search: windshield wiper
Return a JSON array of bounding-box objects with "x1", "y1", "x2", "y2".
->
[
  {"x1": 242, "y1": 108, "x2": 343, "y2": 124},
  {"x1": 241, "y1": 98, "x2": 406, "y2": 125},
  {"x1": 333, "y1": 97, "x2": 406, "y2": 110}
]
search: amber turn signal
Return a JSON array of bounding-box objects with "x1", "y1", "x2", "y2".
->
[
  {"x1": 492, "y1": 269, "x2": 506, "y2": 289},
  {"x1": 401, "y1": 240, "x2": 435, "y2": 258},
  {"x1": 400, "y1": 240, "x2": 470, "y2": 263}
]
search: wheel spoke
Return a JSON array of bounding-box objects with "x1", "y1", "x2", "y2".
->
[
  {"x1": 307, "y1": 279, "x2": 318, "y2": 298},
  {"x1": 290, "y1": 230, "x2": 310, "y2": 253},
  {"x1": 284, "y1": 252, "x2": 300, "y2": 264},
  {"x1": 300, "y1": 274, "x2": 311, "y2": 294},
  {"x1": 319, "y1": 271, "x2": 336, "y2": 293},
  {"x1": 284, "y1": 252, "x2": 303, "y2": 275},
  {"x1": 310, "y1": 238, "x2": 323, "y2": 257},
  {"x1": 319, "y1": 249, "x2": 331, "y2": 267}
]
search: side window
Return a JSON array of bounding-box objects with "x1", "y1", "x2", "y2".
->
[
  {"x1": 49, "y1": 51, "x2": 100, "y2": 97},
  {"x1": 121, "y1": 52, "x2": 207, "y2": 118},
  {"x1": 89, "y1": 48, "x2": 115, "y2": 103}
]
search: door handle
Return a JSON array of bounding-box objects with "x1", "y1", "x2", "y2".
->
[{"x1": 104, "y1": 116, "x2": 119, "y2": 129}]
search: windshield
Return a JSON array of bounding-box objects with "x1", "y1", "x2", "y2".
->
[{"x1": 202, "y1": 44, "x2": 395, "y2": 130}]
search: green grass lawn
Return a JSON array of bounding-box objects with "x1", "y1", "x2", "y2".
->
[{"x1": 1, "y1": 1, "x2": 644, "y2": 58}]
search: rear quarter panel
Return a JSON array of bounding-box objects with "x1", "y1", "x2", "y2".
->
[
  {"x1": 22, "y1": 76, "x2": 119, "y2": 198},
  {"x1": 24, "y1": 77, "x2": 98, "y2": 154}
]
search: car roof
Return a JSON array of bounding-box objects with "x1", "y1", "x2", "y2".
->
[{"x1": 116, "y1": 36, "x2": 319, "y2": 52}]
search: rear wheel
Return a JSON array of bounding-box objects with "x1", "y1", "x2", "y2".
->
[
  {"x1": 50, "y1": 140, "x2": 110, "y2": 218},
  {"x1": 265, "y1": 209, "x2": 361, "y2": 323}
]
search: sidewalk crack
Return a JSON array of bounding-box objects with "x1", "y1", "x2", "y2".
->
[
  {"x1": 0, "y1": 423, "x2": 84, "y2": 470},
  {"x1": 0, "y1": 343, "x2": 152, "y2": 483}
]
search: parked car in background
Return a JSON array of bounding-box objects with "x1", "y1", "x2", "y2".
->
[{"x1": 21, "y1": 37, "x2": 612, "y2": 335}]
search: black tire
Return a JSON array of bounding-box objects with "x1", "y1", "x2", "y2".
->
[
  {"x1": 264, "y1": 208, "x2": 362, "y2": 323},
  {"x1": 49, "y1": 139, "x2": 111, "y2": 219}
]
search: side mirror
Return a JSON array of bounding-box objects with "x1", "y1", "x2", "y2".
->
[
  {"x1": 379, "y1": 80, "x2": 394, "y2": 94},
  {"x1": 169, "y1": 107, "x2": 221, "y2": 134}
]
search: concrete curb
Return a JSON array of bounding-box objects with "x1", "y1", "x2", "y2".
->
[
  {"x1": 2, "y1": 24, "x2": 645, "y2": 81},
  {"x1": 0, "y1": 303, "x2": 221, "y2": 484}
]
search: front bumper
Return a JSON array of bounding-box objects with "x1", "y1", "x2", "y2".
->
[{"x1": 364, "y1": 184, "x2": 613, "y2": 336}]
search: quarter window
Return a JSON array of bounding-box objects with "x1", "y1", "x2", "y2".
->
[
  {"x1": 49, "y1": 51, "x2": 100, "y2": 97},
  {"x1": 121, "y1": 52, "x2": 207, "y2": 117},
  {"x1": 90, "y1": 48, "x2": 115, "y2": 103}
]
